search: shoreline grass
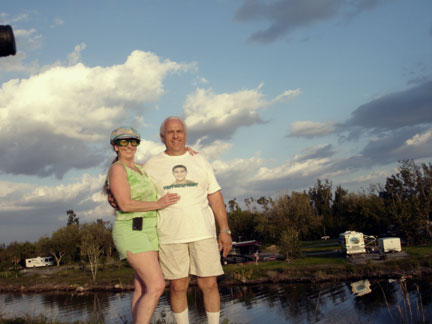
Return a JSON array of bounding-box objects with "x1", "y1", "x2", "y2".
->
[{"x1": 1, "y1": 243, "x2": 431, "y2": 292}]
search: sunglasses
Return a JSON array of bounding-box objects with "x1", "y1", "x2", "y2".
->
[{"x1": 115, "y1": 139, "x2": 140, "y2": 147}]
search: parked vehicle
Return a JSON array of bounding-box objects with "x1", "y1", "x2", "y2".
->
[
  {"x1": 339, "y1": 231, "x2": 366, "y2": 255},
  {"x1": 221, "y1": 240, "x2": 260, "y2": 265},
  {"x1": 378, "y1": 237, "x2": 402, "y2": 253},
  {"x1": 25, "y1": 256, "x2": 54, "y2": 268}
]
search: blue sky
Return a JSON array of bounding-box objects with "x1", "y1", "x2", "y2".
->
[{"x1": 1, "y1": 0, "x2": 431, "y2": 244}]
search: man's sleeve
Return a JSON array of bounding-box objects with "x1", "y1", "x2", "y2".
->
[{"x1": 199, "y1": 155, "x2": 221, "y2": 194}]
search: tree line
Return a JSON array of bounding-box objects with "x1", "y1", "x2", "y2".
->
[
  {"x1": 0, "y1": 210, "x2": 114, "y2": 280},
  {"x1": 1, "y1": 160, "x2": 431, "y2": 272},
  {"x1": 227, "y1": 160, "x2": 432, "y2": 259}
]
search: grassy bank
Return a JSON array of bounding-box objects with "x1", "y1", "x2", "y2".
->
[{"x1": 1, "y1": 241, "x2": 431, "y2": 292}]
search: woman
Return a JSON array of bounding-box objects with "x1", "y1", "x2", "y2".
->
[{"x1": 105, "y1": 126, "x2": 180, "y2": 324}]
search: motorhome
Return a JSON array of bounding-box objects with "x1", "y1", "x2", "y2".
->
[
  {"x1": 339, "y1": 231, "x2": 366, "y2": 255},
  {"x1": 25, "y1": 256, "x2": 54, "y2": 268}
]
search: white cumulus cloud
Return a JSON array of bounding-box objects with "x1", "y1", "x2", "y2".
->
[
  {"x1": 0, "y1": 50, "x2": 190, "y2": 178},
  {"x1": 184, "y1": 85, "x2": 268, "y2": 143}
]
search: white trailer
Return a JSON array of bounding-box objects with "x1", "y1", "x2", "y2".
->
[
  {"x1": 25, "y1": 256, "x2": 54, "y2": 268},
  {"x1": 339, "y1": 231, "x2": 366, "y2": 255},
  {"x1": 378, "y1": 237, "x2": 401, "y2": 253}
]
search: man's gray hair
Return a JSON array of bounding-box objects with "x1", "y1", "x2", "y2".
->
[{"x1": 159, "y1": 116, "x2": 187, "y2": 143}]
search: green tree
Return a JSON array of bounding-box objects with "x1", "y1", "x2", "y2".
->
[
  {"x1": 38, "y1": 224, "x2": 80, "y2": 266},
  {"x1": 308, "y1": 179, "x2": 334, "y2": 237},
  {"x1": 80, "y1": 221, "x2": 110, "y2": 281},
  {"x1": 382, "y1": 160, "x2": 432, "y2": 244},
  {"x1": 271, "y1": 192, "x2": 322, "y2": 241},
  {"x1": 0, "y1": 241, "x2": 36, "y2": 275},
  {"x1": 67, "y1": 209, "x2": 79, "y2": 226},
  {"x1": 332, "y1": 185, "x2": 349, "y2": 235},
  {"x1": 278, "y1": 228, "x2": 303, "y2": 261},
  {"x1": 342, "y1": 191, "x2": 386, "y2": 235}
]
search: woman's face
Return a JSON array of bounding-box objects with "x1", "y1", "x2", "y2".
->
[{"x1": 114, "y1": 139, "x2": 138, "y2": 159}]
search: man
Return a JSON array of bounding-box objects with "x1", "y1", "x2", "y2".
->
[{"x1": 143, "y1": 116, "x2": 232, "y2": 324}]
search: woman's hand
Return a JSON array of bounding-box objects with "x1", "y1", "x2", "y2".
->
[
  {"x1": 157, "y1": 193, "x2": 180, "y2": 209},
  {"x1": 186, "y1": 146, "x2": 199, "y2": 156}
]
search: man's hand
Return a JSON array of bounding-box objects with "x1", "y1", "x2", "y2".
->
[
  {"x1": 218, "y1": 232, "x2": 232, "y2": 258},
  {"x1": 107, "y1": 189, "x2": 120, "y2": 210}
]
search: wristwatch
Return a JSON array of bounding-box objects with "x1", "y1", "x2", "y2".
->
[{"x1": 220, "y1": 229, "x2": 232, "y2": 235}]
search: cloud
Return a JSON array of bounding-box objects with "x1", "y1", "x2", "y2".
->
[
  {"x1": 184, "y1": 86, "x2": 268, "y2": 143},
  {"x1": 288, "y1": 121, "x2": 337, "y2": 137},
  {"x1": 234, "y1": 0, "x2": 386, "y2": 43},
  {"x1": 198, "y1": 140, "x2": 233, "y2": 161},
  {"x1": 271, "y1": 88, "x2": 301, "y2": 104},
  {"x1": 134, "y1": 139, "x2": 166, "y2": 163},
  {"x1": 0, "y1": 52, "x2": 39, "y2": 74},
  {"x1": 210, "y1": 151, "x2": 338, "y2": 199},
  {"x1": 293, "y1": 144, "x2": 335, "y2": 162},
  {"x1": 68, "y1": 43, "x2": 86, "y2": 65},
  {"x1": 14, "y1": 28, "x2": 43, "y2": 50},
  {"x1": 0, "y1": 50, "x2": 190, "y2": 178},
  {"x1": 0, "y1": 173, "x2": 113, "y2": 244},
  {"x1": 345, "y1": 80, "x2": 432, "y2": 133},
  {"x1": 0, "y1": 27, "x2": 43, "y2": 74},
  {"x1": 184, "y1": 85, "x2": 297, "y2": 144},
  {"x1": 359, "y1": 127, "x2": 432, "y2": 164},
  {"x1": 211, "y1": 155, "x2": 268, "y2": 198},
  {"x1": 326, "y1": 79, "x2": 432, "y2": 171},
  {"x1": 52, "y1": 18, "x2": 64, "y2": 27},
  {"x1": 0, "y1": 13, "x2": 30, "y2": 25}
]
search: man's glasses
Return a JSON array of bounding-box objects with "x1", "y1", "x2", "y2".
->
[{"x1": 115, "y1": 139, "x2": 140, "y2": 147}]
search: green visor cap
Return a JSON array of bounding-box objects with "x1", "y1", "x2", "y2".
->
[{"x1": 110, "y1": 127, "x2": 141, "y2": 144}]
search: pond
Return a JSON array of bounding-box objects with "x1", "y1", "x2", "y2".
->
[{"x1": 1, "y1": 277, "x2": 431, "y2": 323}]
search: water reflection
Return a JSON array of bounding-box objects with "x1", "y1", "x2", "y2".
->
[
  {"x1": 1, "y1": 277, "x2": 431, "y2": 324},
  {"x1": 351, "y1": 279, "x2": 371, "y2": 296}
]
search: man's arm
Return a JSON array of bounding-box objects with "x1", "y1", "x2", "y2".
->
[{"x1": 208, "y1": 190, "x2": 232, "y2": 257}]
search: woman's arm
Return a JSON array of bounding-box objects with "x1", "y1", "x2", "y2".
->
[{"x1": 109, "y1": 163, "x2": 179, "y2": 213}]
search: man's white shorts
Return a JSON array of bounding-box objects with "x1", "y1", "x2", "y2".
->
[{"x1": 159, "y1": 237, "x2": 224, "y2": 280}]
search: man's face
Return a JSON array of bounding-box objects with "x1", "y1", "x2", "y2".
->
[
  {"x1": 163, "y1": 119, "x2": 187, "y2": 155},
  {"x1": 173, "y1": 167, "x2": 187, "y2": 181}
]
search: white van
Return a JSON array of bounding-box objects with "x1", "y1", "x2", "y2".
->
[{"x1": 25, "y1": 256, "x2": 54, "y2": 268}]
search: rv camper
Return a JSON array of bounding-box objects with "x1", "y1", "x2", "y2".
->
[
  {"x1": 25, "y1": 256, "x2": 54, "y2": 268},
  {"x1": 339, "y1": 231, "x2": 366, "y2": 255}
]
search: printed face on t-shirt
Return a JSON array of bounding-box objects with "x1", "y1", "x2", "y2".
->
[{"x1": 173, "y1": 166, "x2": 187, "y2": 182}]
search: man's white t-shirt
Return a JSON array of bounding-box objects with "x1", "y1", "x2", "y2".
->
[{"x1": 143, "y1": 151, "x2": 221, "y2": 244}]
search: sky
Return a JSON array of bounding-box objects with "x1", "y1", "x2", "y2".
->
[{"x1": 0, "y1": 0, "x2": 431, "y2": 245}]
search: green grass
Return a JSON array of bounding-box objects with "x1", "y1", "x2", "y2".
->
[
  {"x1": 2, "y1": 242, "x2": 431, "y2": 289},
  {"x1": 404, "y1": 245, "x2": 432, "y2": 257},
  {"x1": 301, "y1": 239, "x2": 339, "y2": 247},
  {"x1": 0, "y1": 263, "x2": 136, "y2": 289},
  {"x1": 301, "y1": 239, "x2": 340, "y2": 252}
]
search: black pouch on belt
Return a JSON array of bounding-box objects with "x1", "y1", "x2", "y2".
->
[{"x1": 132, "y1": 217, "x2": 143, "y2": 231}]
